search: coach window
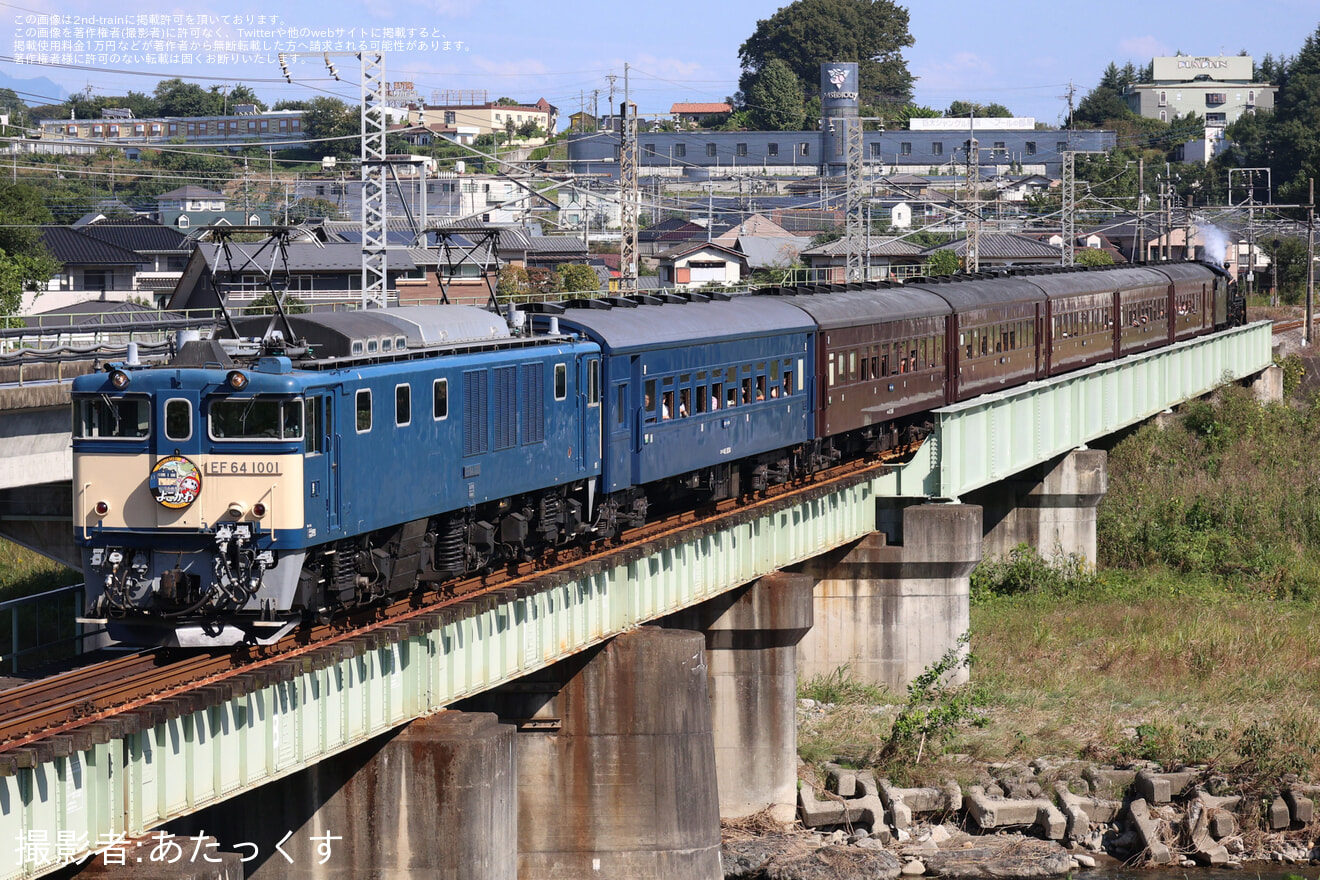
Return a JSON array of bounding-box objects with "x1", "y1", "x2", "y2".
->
[
  {"x1": 395, "y1": 384, "x2": 411, "y2": 426},
  {"x1": 356, "y1": 389, "x2": 372, "y2": 433},
  {"x1": 165, "y1": 399, "x2": 191, "y2": 441},
  {"x1": 433, "y1": 379, "x2": 449, "y2": 419},
  {"x1": 644, "y1": 380, "x2": 657, "y2": 422},
  {"x1": 367, "y1": 340, "x2": 378, "y2": 354},
  {"x1": 588, "y1": 360, "x2": 600, "y2": 405},
  {"x1": 616, "y1": 386, "x2": 627, "y2": 425},
  {"x1": 710, "y1": 382, "x2": 722, "y2": 410},
  {"x1": 554, "y1": 364, "x2": 567, "y2": 400}
]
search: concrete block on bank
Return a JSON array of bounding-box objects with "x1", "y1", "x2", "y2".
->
[
  {"x1": 878, "y1": 778, "x2": 913, "y2": 830},
  {"x1": 1135, "y1": 770, "x2": 1198, "y2": 805},
  {"x1": 966, "y1": 785, "x2": 1063, "y2": 839},
  {"x1": 1083, "y1": 766, "x2": 1136, "y2": 797},
  {"x1": 825, "y1": 764, "x2": 857, "y2": 798},
  {"x1": 1036, "y1": 801, "x2": 1067, "y2": 841},
  {"x1": 1185, "y1": 800, "x2": 1231, "y2": 867},
  {"x1": 800, "y1": 785, "x2": 851, "y2": 828},
  {"x1": 1284, "y1": 789, "x2": 1314, "y2": 825},
  {"x1": 1127, "y1": 798, "x2": 1176, "y2": 865},
  {"x1": 1270, "y1": 796, "x2": 1291, "y2": 830}
]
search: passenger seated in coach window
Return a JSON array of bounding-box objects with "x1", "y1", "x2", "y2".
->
[
  {"x1": 678, "y1": 389, "x2": 689, "y2": 418},
  {"x1": 783, "y1": 372, "x2": 793, "y2": 395},
  {"x1": 644, "y1": 391, "x2": 656, "y2": 422},
  {"x1": 755, "y1": 376, "x2": 766, "y2": 401},
  {"x1": 711, "y1": 384, "x2": 722, "y2": 410},
  {"x1": 661, "y1": 391, "x2": 673, "y2": 420}
]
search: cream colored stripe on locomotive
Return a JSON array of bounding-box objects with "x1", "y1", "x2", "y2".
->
[{"x1": 74, "y1": 453, "x2": 305, "y2": 533}]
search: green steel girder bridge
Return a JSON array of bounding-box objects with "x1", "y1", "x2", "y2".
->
[{"x1": 0, "y1": 322, "x2": 1273, "y2": 879}]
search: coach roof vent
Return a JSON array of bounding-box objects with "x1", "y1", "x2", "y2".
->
[
  {"x1": 521, "y1": 302, "x2": 566, "y2": 315},
  {"x1": 682, "y1": 292, "x2": 712, "y2": 302},
  {"x1": 564, "y1": 298, "x2": 614, "y2": 310}
]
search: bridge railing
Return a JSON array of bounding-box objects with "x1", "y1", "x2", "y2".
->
[{"x1": 0, "y1": 584, "x2": 105, "y2": 675}]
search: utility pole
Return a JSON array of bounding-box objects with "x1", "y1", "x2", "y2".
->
[
  {"x1": 1183, "y1": 195, "x2": 1193, "y2": 261},
  {"x1": 1308, "y1": 177, "x2": 1315, "y2": 345},
  {"x1": 1136, "y1": 158, "x2": 1145, "y2": 262},
  {"x1": 618, "y1": 64, "x2": 639, "y2": 291}
]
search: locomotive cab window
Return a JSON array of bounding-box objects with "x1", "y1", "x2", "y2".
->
[
  {"x1": 395, "y1": 384, "x2": 411, "y2": 427},
  {"x1": 74, "y1": 396, "x2": 150, "y2": 439},
  {"x1": 554, "y1": 364, "x2": 567, "y2": 400},
  {"x1": 305, "y1": 398, "x2": 323, "y2": 453},
  {"x1": 433, "y1": 379, "x2": 449, "y2": 419},
  {"x1": 209, "y1": 398, "x2": 303, "y2": 440},
  {"x1": 165, "y1": 399, "x2": 191, "y2": 441},
  {"x1": 356, "y1": 390, "x2": 372, "y2": 433}
]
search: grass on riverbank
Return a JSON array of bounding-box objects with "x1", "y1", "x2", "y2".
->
[
  {"x1": 0, "y1": 539, "x2": 79, "y2": 603},
  {"x1": 801, "y1": 381, "x2": 1320, "y2": 793}
]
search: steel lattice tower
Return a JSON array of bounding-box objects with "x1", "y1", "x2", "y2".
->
[
  {"x1": 844, "y1": 118, "x2": 866, "y2": 282},
  {"x1": 619, "y1": 99, "x2": 639, "y2": 291},
  {"x1": 966, "y1": 136, "x2": 980, "y2": 273},
  {"x1": 1061, "y1": 150, "x2": 1076, "y2": 266},
  {"x1": 359, "y1": 52, "x2": 388, "y2": 307}
]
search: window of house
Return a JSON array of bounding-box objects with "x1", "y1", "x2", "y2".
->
[
  {"x1": 870, "y1": 142, "x2": 882, "y2": 158},
  {"x1": 768, "y1": 143, "x2": 778, "y2": 157},
  {"x1": 900, "y1": 142, "x2": 912, "y2": 156},
  {"x1": 799, "y1": 142, "x2": 810, "y2": 156},
  {"x1": 736, "y1": 143, "x2": 747, "y2": 157},
  {"x1": 1057, "y1": 142, "x2": 1067, "y2": 152},
  {"x1": 644, "y1": 143, "x2": 654, "y2": 156},
  {"x1": 932, "y1": 142, "x2": 943, "y2": 156},
  {"x1": 1206, "y1": 93, "x2": 1226, "y2": 106},
  {"x1": 994, "y1": 141, "x2": 1006, "y2": 152},
  {"x1": 1158, "y1": 91, "x2": 1167, "y2": 106},
  {"x1": 1026, "y1": 141, "x2": 1037, "y2": 155},
  {"x1": 83, "y1": 269, "x2": 107, "y2": 291},
  {"x1": 706, "y1": 143, "x2": 717, "y2": 157},
  {"x1": 1160, "y1": 110, "x2": 1168, "y2": 122},
  {"x1": 674, "y1": 143, "x2": 686, "y2": 157}
]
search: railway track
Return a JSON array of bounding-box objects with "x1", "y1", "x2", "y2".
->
[{"x1": 0, "y1": 447, "x2": 908, "y2": 752}]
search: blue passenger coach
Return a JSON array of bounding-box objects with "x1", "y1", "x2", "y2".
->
[{"x1": 538, "y1": 294, "x2": 815, "y2": 517}]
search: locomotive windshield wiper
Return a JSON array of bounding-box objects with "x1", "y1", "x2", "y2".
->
[{"x1": 101, "y1": 394, "x2": 122, "y2": 435}]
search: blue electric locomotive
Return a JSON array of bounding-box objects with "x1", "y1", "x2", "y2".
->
[{"x1": 74, "y1": 306, "x2": 602, "y2": 646}]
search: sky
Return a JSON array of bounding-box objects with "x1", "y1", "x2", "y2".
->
[{"x1": 1, "y1": 0, "x2": 1317, "y2": 126}]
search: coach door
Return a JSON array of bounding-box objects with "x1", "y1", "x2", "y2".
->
[{"x1": 303, "y1": 392, "x2": 340, "y2": 536}]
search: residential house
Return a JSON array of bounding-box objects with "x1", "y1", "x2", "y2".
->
[
  {"x1": 30, "y1": 226, "x2": 150, "y2": 312},
  {"x1": 798, "y1": 237, "x2": 926, "y2": 283},
  {"x1": 996, "y1": 175, "x2": 1054, "y2": 203},
  {"x1": 669, "y1": 103, "x2": 732, "y2": 127},
  {"x1": 1021, "y1": 230, "x2": 1126, "y2": 263},
  {"x1": 408, "y1": 99, "x2": 555, "y2": 138},
  {"x1": 154, "y1": 185, "x2": 267, "y2": 229},
  {"x1": 73, "y1": 216, "x2": 195, "y2": 306},
  {"x1": 920, "y1": 233, "x2": 1062, "y2": 268},
  {"x1": 656, "y1": 242, "x2": 748, "y2": 289}
]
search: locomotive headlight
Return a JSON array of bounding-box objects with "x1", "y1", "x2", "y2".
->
[
  {"x1": 227, "y1": 501, "x2": 248, "y2": 519},
  {"x1": 109, "y1": 370, "x2": 131, "y2": 389},
  {"x1": 226, "y1": 370, "x2": 249, "y2": 391},
  {"x1": 94, "y1": 500, "x2": 110, "y2": 516}
]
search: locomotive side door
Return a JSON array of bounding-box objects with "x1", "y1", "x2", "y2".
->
[{"x1": 303, "y1": 391, "x2": 340, "y2": 536}]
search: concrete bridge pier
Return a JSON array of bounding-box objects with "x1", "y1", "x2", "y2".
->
[
  {"x1": 969, "y1": 449, "x2": 1107, "y2": 567},
  {"x1": 791, "y1": 503, "x2": 982, "y2": 691},
  {"x1": 662, "y1": 571, "x2": 814, "y2": 822},
  {"x1": 462, "y1": 627, "x2": 723, "y2": 880},
  {"x1": 157, "y1": 711, "x2": 518, "y2": 879}
]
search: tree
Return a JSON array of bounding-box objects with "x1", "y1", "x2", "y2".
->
[
  {"x1": 1074, "y1": 248, "x2": 1115, "y2": 267},
  {"x1": 495, "y1": 97, "x2": 520, "y2": 107},
  {"x1": 153, "y1": 78, "x2": 213, "y2": 117},
  {"x1": 285, "y1": 198, "x2": 344, "y2": 223},
  {"x1": 738, "y1": 0, "x2": 915, "y2": 107},
  {"x1": 744, "y1": 59, "x2": 806, "y2": 131},
  {"x1": 926, "y1": 249, "x2": 960, "y2": 275},
  {"x1": 1269, "y1": 237, "x2": 1311, "y2": 303},
  {"x1": 557, "y1": 263, "x2": 600, "y2": 293},
  {"x1": 945, "y1": 101, "x2": 1013, "y2": 118},
  {"x1": 302, "y1": 97, "x2": 359, "y2": 161},
  {"x1": 0, "y1": 183, "x2": 59, "y2": 317},
  {"x1": 517, "y1": 119, "x2": 544, "y2": 139},
  {"x1": 243, "y1": 291, "x2": 309, "y2": 315},
  {"x1": 223, "y1": 84, "x2": 266, "y2": 113}
]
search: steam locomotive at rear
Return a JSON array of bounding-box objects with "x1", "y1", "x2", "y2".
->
[{"x1": 73, "y1": 261, "x2": 1243, "y2": 648}]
